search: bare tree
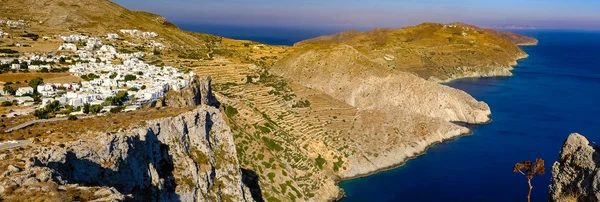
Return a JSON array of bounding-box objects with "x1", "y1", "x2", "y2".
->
[{"x1": 513, "y1": 158, "x2": 545, "y2": 202}]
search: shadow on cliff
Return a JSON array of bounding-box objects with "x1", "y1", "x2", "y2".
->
[
  {"x1": 44, "y1": 132, "x2": 180, "y2": 202},
  {"x1": 241, "y1": 168, "x2": 265, "y2": 202}
]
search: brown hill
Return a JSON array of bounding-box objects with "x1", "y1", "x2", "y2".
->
[
  {"x1": 0, "y1": 0, "x2": 224, "y2": 56},
  {"x1": 449, "y1": 22, "x2": 538, "y2": 45},
  {"x1": 286, "y1": 22, "x2": 530, "y2": 81}
]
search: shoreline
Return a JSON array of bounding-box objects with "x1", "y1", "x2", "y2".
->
[
  {"x1": 331, "y1": 128, "x2": 476, "y2": 202},
  {"x1": 329, "y1": 51, "x2": 533, "y2": 202},
  {"x1": 435, "y1": 53, "x2": 530, "y2": 83}
]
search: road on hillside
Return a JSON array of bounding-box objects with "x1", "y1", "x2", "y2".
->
[
  {"x1": 4, "y1": 115, "x2": 93, "y2": 133},
  {"x1": 0, "y1": 140, "x2": 33, "y2": 150}
]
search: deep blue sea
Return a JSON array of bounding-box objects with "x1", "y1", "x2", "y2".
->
[
  {"x1": 178, "y1": 24, "x2": 343, "y2": 45},
  {"x1": 179, "y1": 25, "x2": 600, "y2": 201},
  {"x1": 339, "y1": 30, "x2": 600, "y2": 202}
]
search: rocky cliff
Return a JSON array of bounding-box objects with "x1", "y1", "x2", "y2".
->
[
  {"x1": 0, "y1": 105, "x2": 259, "y2": 201},
  {"x1": 165, "y1": 76, "x2": 219, "y2": 108},
  {"x1": 549, "y1": 133, "x2": 600, "y2": 202}
]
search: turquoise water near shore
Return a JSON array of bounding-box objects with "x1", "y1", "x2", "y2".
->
[{"x1": 338, "y1": 30, "x2": 600, "y2": 202}]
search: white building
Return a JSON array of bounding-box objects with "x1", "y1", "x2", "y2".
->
[
  {"x1": 15, "y1": 87, "x2": 34, "y2": 96},
  {"x1": 58, "y1": 43, "x2": 78, "y2": 51},
  {"x1": 107, "y1": 33, "x2": 119, "y2": 39}
]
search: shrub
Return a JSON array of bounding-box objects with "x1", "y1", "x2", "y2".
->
[
  {"x1": 68, "y1": 115, "x2": 78, "y2": 120},
  {"x1": 315, "y1": 155, "x2": 327, "y2": 169},
  {"x1": 0, "y1": 101, "x2": 12, "y2": 107},
  {"x1": 513, "y1": 158, "x2": 545, "y2": 202},
  {"x1": 123, "y1": 74, "x2": 136, "y2": 81},
  {"x1": 89, "y1": 105, "x2": 103, "y2": 114},
  {"x1": 83, "y1": 103, "x2": 90, "y2": 114},
  {"x1": 224, "y1": 105, "x2": 238, "y2": 118},
  {"x1": 110, "y1": 106, "x2": 125, "y2": 113}
]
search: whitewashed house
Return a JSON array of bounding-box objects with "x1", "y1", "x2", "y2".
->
[
  {"x1": 58, "y1": 43, "x2": 78, "y2": 51},
  {"x1": 15, "y1": 87, "x2": 33, "y2": 96},
  {"x1": 107, "y1": 33, "x2": 119, "y2": 39}
]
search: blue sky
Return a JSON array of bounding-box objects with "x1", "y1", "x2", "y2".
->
[{"x1": 112, "y1": 0, "x2": 600, "y2": 30}]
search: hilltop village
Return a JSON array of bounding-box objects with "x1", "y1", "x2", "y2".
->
[{"x1": 0, "y1": 20, "x2": 191, "y2": 118}]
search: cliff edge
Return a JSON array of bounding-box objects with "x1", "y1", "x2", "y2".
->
[{"x1": 549, "y1": 133, "x2": 600, "y2": 202}]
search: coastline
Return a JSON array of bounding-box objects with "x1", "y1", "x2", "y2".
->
[
  {"x1": 329, "y1": 49, "x2": 534, "y2": 202},
  {"x1": 331, "y1": 128, "x2": 475, "y2": 202},
  {"x1": 434, "y1": 53, "x2": 530, "y2": 83}
]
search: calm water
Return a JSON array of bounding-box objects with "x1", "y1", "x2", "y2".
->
[
  {"x1": 178, "y1": 24, "x2": 343, "y2": 45},
  {"x1": 339, "y1": 31, "x2": 600, "y2": 202}
]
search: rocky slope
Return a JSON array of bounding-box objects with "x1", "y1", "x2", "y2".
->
[
  {"x1": 448, "y1": 22, "x2": 539, "y2": 46},
  {"x1": 0, "y1": 93, "x2": 261, "y2": 201},
  {"x1": 549, "y1": 133, "x2": 600, "y2": 202}
]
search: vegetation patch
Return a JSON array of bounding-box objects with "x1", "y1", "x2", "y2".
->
[
  {"x1": 262, "y1": 137, "x2": 283, "y2": 152},
  {"x1": 315, "y1": 155, "x2": 327, "y2": 170}
]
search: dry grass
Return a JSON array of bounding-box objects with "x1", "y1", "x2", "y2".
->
[
  {"x1": 0, "y1": 72, "x2": 80, "y2": 85},
  {"x1": 2, "y1": 106, "x2": 194, "y2": 143}
]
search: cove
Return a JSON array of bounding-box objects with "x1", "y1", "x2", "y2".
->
[{"x1": 338, "y1": 30, "x2": 600, "y2": 202}]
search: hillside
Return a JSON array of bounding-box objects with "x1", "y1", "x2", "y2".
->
[
  {"x1": 0, "y1": 0, "x2": 216, "y2": 50},
  {"x1": 291, "y1": 22, "x2": 531, "y2": 81}
]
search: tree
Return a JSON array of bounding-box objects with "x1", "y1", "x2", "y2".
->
[
  {"x1": 28, "y1": 77, "x2": 44, "y2": 92},
  {"x1": 3, "y1": 85, "x2": 16, "y2": 95},
  {"x1": 83, "y1": 103, "x2": 91, "y2": 114},
  {"x1": 123, "y1": 74, "x2": 136, "y2": 82},
  {"x1": 45, "y1": 100, "x2": 61, "y2": 113},
  {"x1": 513, "y1": 158, "x2": 545, "y2": 202},
  {"x1": 109, "y1": 72, "x2": 118, "y2": 79},
  {"x1": 34, "y1": 108, "x2": 50, "y2": 119}
]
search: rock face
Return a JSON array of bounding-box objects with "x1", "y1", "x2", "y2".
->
[
  {"x1": 165, "y1": 76, "x2": 219, "y2": 107},
  {"x1": 0, "y1": 105, "x2": 259, "y2": 202},
  {"x1": 549, "y1": 133, "x2": 600, "y2": 202}
]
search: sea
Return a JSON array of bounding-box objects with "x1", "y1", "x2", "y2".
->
[{"x1": 179, "y1": 25, "x2": 600, "y2": 202}]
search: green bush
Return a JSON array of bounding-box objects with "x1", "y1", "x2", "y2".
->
[
  {"x1": 0, "y1": 101, "x2": 12, "y2": 107},
  {"x1": 224, "y1": 105, "x2": 239, "y2": 118},
  {"x1": 68, "y1": 115, "x2": 78, "y2": 121},
  {"x1": 110, "y1": 106, "x2": 125, "y2": 113},
  {"x1": 123, "y1": 74, "x2": 136, "y2": 81},
  {"x1": 315, "y1": 155, "x2": 327, "y2": 169},
  {"x1": 89, "y1": 105, "x2": 103, "y2": 114}
]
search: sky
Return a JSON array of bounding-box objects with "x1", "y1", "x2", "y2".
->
[{"x1": 112, "y1": 0, "x2": 600, "y2": 30}]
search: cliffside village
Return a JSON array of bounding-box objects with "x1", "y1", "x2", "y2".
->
[{"x1": 0, "y1": 26, "x2": 192, "y2": 118}]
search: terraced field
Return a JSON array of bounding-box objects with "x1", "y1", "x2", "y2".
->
[{"x1": 190, "y1": 60, "x2": 358, "y2": 201}]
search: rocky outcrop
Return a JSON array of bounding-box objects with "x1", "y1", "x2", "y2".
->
[
  {"x1": 549, "y1": 133, "x2": 600, "y2": 202},
  {"x1": 165, "y1": 76, "x2": 219, "y2": 107},
  {"x1": 0, "y1": 105, "x2": 259, "y2": 202}
]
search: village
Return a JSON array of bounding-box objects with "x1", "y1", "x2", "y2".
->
[{"x1": 0, "y1": 26, "x2": 192, "y2": 119}]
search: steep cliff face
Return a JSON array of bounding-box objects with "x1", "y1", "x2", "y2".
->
[
  {"x1": 165, "y1": 76, "x2": 219, "y2": 108},
  {"x1": 0, "y1": 105, "x2": 258, "y2": 202},
  {"x1": 549, "y1": 133, "x2": 600, "y2": 202}
]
